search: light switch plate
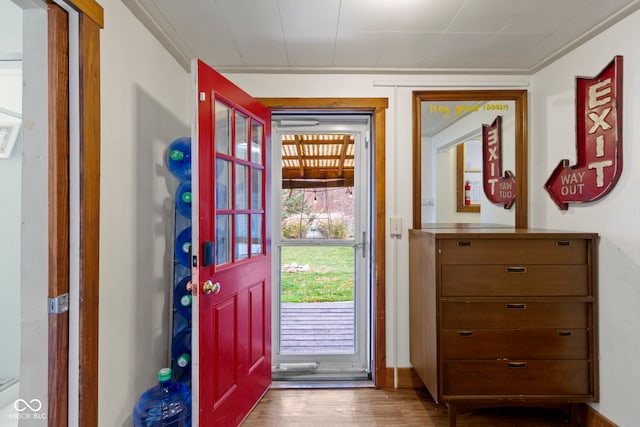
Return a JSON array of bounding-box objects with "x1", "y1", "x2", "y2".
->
[{"x1": 390, "y1": 217, "x2": 402, "y2": 236}]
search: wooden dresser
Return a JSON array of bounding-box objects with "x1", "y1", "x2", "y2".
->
[{"x1": 408, "y1": 226, "x2": 598, "y2": 427}]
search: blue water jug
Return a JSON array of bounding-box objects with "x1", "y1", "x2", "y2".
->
[
  {"x1": 172, "y1": 327, "x2": 192, "y2": 370},
  {"x1": 174, "y1": 227, "x2": 192, "y2": 267},
  {"x1": 132, "y1": 368, "x2": 191, "y2": 427},
  {"x1": 174, "y1": 276, "x2": 192, "y2": 320},
  {"x1": 165, "y1": 137, "x2": 191, "y2": 180},
  {"x1": 173, "y1": 365, "x2": 191, "y2": 387},
  {"x1": 175, "y1": 180, "x2": 192, "y2": 219}
]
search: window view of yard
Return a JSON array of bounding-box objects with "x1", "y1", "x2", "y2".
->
[{"x1": 280, "y1": 246, "x2": 354, "y2": 303}]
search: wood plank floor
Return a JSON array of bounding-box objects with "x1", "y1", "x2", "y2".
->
[
  {"x1": 242, "y1": 388, "x2": 574, "y2": 426},
  {"x1": 280, "y1": 302, "x2": 354, "y2": 354}
]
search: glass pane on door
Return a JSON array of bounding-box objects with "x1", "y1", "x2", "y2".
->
[
  {"x1": 215, "y1": 101, "x2": 231, "y2": 155},
  {"x1": 251, "y1": 168, "x2": 262, "y2": 209},
  {"x1": 251, "y1": 122, "x2": 263, "y2": 164},
  {"x1": 235, "y1": 214, "x2": 249, "y2": 261},
  {"x1": 215, "y1": 159, "x2": 231, "y2": 209},
  {"x1": 235, "y1": 164, "x2": 248, "y2": 209},
  {"x1": 235, "y1": 112, "x2": 248, "y2": 160},
  {"x1": 251, "y1": 214, "x2": 263, "y2": 256},
  {"x1": 216, "y1": 214, "x2": 231, "y2": 265}
]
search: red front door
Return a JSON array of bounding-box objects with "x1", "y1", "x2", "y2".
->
[{"x1": 193, "y1": 59, "x2": 271, "y2": 426}]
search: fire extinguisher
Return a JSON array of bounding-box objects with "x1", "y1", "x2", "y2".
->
[{"x1": 464, "y1": 181, "x2": 471, "y2": 206}]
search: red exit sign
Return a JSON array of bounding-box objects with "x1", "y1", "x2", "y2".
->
[
  {"x1": 545, "y1": 56, "x2": 623, "y2": 210},
  {"x1": 482, "y1": 115, "x2": 516, "y2": 209}
]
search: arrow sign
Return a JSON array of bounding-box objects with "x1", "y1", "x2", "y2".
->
[
  {"x1": 482, "y1": 115, "x2": 516, "y2": 209},
  {"x1": 545, "y1": 56, "x2": 623, "y2": 210}
]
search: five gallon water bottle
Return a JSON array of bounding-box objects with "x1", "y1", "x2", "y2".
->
[
  {"x1": 175, "y1": 180, "x2": 192, "y2": 218},
  {"x1": 173, "y1": 276, "x2": 192, "y2": 320},
  {"x1": 174, "y1": 227, "x2": 192, "y2": 267},
  {"x1": 172, "y1": 327, "x2": 192, "y2": 370},
  {"x1": 133, "y1": 368, "x2": 192, "y2": 426},
  {"x1": 165, "y1": 137, "x2": 192, "y2": 181}
]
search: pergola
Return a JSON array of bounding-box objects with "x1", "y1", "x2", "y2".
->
[{"x1": 281, "y1": 133, "x2": 355, "y2": 189}]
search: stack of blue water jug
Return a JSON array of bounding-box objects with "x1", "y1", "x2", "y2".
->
[
  {"x1": 132, "y1": 138, "x2": 194, "y2": 426},
  {"x1": 165, "y1": 137, "x2": 193, "y2": 386}
]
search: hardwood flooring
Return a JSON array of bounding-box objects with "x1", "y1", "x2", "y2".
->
[{"x1": 242, "y1": 388, "x2": 574, "y2": 426}]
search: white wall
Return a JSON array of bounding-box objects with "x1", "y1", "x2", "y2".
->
[
  {"x1": 530, "y1": 9, "x2": 640, "y2": 427},
  {"x1": 19, "y1": 8, "x2": 50, "y2": 423},
  {"x1": 99, "y1": 0, "x2": 189, "y2": 425}
]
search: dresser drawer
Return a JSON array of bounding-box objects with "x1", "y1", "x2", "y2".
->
[
  {"x1": 442, "y1": 329, "x2": 588, "y2": 360},
  {"x1": 441, "y1": 302, "x2": 589, "y2": 329},
  {"x1": 441, "y1": 265, "x2": 589, "y2": 296},
  {"x1": 439, "y1": 238, "x2": 588, "y2": 265},
  {"x1": 443, "y1": 360, "x2": 590, "y2": 396}
]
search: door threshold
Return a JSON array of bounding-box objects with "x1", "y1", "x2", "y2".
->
[{"x1": 271, "y1": 380, "x2": 375, "y2": 389}]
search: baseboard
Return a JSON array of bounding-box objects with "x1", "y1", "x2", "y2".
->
[
  {"x1": 384, "y1": 367, "x2": 423, "y2": 389},
  {"x1": 579, "y1": 404, "x2": 618, "y2": 427}
]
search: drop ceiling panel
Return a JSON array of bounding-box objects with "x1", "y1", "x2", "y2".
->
[
  {"x1": 332, "y1": 32, "x2": 389, "y2": 68},
  {"x1": 428, "y1": 34, "x2": 496, "y2": 62},
  {"x1": 233, "y1": 35, "x2": 289, "y2": 67},
  {"x1": 447, "y1": 11, "x2": 515, "y2": 34},
  {"x1": 568, "y1": 0, "x2": 637, "y2": 28},
  {"x1": 486, "y1": 34, "x2": 550, "y2": 59},
  {"x1": 279, "y1": 0, "x2": 340, "y2": 34},
  {"x1": 285, "y1": 37, "x2": 336, "y2": 67},
  {"x1": 150, "y1": 0, "x2": 240, "y2": 65},
  {"x1": 503, "y1": 14, "x2": 573, "y2": 34},
  {"x1": 338, "y1": 0, "x2": 465, "y2": 32},
  {"x1": 376, "y1": 33, "x2": 442, "y2": 68},
  {"x1": 215, "y1": 0, "x2": 284, "y2": 37}
]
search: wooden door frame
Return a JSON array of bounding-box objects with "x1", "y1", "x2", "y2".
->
[
  {"x1": 48, "y1": 3, "x2": 70, "y2": 423},
  {"x1": 48, "y1": 1, "x2": 102, "y2": 425},
  {"x1": 258, "y1": 98, "x2": 388, "y2": 387}
]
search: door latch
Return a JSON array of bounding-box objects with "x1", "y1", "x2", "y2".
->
[{"x1": 352, "y1": 231, "x2": 367, "y2": 258}]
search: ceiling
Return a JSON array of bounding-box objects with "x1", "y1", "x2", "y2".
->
[{"x1": 124, "y1": 0, "x2": 640, "y2": 74}]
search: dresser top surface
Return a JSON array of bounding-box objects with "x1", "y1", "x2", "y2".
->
[{"x1": 411, "y1": 224, "x2": 598, "y2": 239}]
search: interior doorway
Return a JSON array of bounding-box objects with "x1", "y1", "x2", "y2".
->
[{"x1": 271, "y1": 115, "x2": 372, "y2": 381}]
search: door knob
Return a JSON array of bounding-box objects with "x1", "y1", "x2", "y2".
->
[{"x1": 202, "y1": 280, "x2": 221, "y2": 295}]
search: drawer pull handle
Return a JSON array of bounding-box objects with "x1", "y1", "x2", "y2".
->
[
  {"x1": 507, "y1": 362, "x2": 527, "y2": 368},
  {"x1": 458, "y1": 331, "x2": 473, "y2": 337},
  {"x1": 506, "y1": 303, "x2": 526, "y2": 309},
  {"x1": 506, "y1": 266, "x2": 527, "y2": 273},
  {"x1": 456, "y1": 241, "x2": 471, "y2": 247},
  {"x1": 558, "y1": 331, "x2": 572, "y2": 337},
  {"x1": 556, "y1": 240, "x2": 571, "y2": 246}
]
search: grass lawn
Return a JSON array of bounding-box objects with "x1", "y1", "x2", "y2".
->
[{"x1": 280, "y1": 246, "x2": 354, "y2": 303}]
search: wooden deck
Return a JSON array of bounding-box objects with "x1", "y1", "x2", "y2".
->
[{"x1": 280, "y1": 302, "x2": 354, "y2": 354}]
